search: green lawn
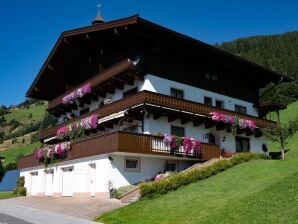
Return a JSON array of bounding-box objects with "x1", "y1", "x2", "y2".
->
[
  {"x1": 97, "y1": 158, "x2": 298, "y2": 224},
  {"x1": 0, "y1": 192, "x2": 16, "y2": 200},
  {"x1": 269, "y1": 101, "x2": 298, "y2": 124},
  {"x1": 97, "y1": 101, "x2": 298, "y2": 224},
  {"x1": 0, "y1": 142, "x2": 40, "y2": 166},
  {"x1": 268, "y1": 101, "x2": 298, "y2": 152}
]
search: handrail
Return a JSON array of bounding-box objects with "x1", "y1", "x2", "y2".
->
[
  {"x1": 18, "y1": 131, "x2": 221, "y2": 169},
  {"x1": 40, "y1": 91, "x2": 277, "y2": 139}
]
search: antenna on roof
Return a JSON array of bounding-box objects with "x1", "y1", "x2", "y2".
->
[{"x1": 92, "y1": 3, "x2": 104, "y2": 25}]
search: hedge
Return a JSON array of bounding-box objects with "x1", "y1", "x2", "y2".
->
[{"x1": 140, "y1": 153, "x2": 266, "y2": 198}]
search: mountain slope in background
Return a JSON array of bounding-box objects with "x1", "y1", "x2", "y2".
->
[{"x1": 217, "y1": 31, "x2": 298, "y2": 104}]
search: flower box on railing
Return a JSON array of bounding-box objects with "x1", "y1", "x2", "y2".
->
[
  {"x1": 57, "y1": 114, "x2": 99, "y2": 140},
  {"x1": 210, "y1": 112, "x2": 256, "y2": 132},
  {"x1": 152, "y1": 133, "x2": 202, "y2": 157},
  {"x1": 62, "y1": 83, "x2": 92, "y2": 105}
]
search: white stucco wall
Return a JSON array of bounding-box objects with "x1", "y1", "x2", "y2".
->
[
  {"x1": 20, "y1": 153, "x2": 192, "y2": 197},
  {"x1": 57, "y1": 74, "x2": 258, "y2": 123},
  {"x1": 139, "y1": 74, "x2": 258, "y2": 116}
]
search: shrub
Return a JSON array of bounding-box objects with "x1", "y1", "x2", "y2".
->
[
  {"x1": 116, "y1": 185, "x2": 137, "y2": 198},
  {"x1": 17, "y1": 187, "x2": 27, "y2": 196},
  {"x1": 140, "y1": 153, "x2": 263, "y2": 198},
  {"x1": 13, "y1": 187, "x2": 18, "y2": 195},
  {"x1": 17, "y1": 176, "x2": 25, "y2": 188},
  {"x1": 13, "y1": 176, "x2": 26, "y2": 196},
  {"x1": 5, "y1": 162, "x2": 17, "y2": 171}
]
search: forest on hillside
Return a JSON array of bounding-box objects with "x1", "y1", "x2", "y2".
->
[{"x1": 217, "y1": 31, "x2": 298, "y2": 104}]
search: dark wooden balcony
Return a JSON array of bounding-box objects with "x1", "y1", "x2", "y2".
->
[
  {"x1": 18, "y1": 131, "x2": 221, "y2": 169},
  {"x1": 48, "y1": 58, "x2": 136, "y2": 111},
  {"x1": 40, "y1": 91, "x2": 277, "y2": 140}
]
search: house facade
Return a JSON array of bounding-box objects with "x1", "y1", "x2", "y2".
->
[{"x1": 18, "y1": 15, "x2": 290, "y2": 197}]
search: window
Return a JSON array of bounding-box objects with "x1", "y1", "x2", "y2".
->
[
  {"x1": 123, "y1": 87, "x2": 138, "y2": 98},
  {"x1": 165, "y1": 161, "x2": 178, "y2": 172},
  {"x1": 170, "y1": 88, "x2": 184, "y2": 99},
  {"x1": 204, "y1": 73, "x2": 218, "y2": 82},
  {"x1": 215, "y1": 100, "x2": 224, "y2": 109},
  {"x1": 125, "y1": 157, "x2": 140, "y2": 172},
  {"x1": 204, "y1": 96, "x2": 213, "y2": 106},
  {"x1": 171, "y1": 126, "x2": 185, "y2": 137},
  {"x1": 235, "y1": 137, "x2": 250, "y2": 153},
  {"x1": 235, "y1": 105, "x2": 247, "y2": 114}
]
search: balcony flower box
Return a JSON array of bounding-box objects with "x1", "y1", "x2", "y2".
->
[{"x1": 62, "y1": 83, "x2": 92, "y2": 105}]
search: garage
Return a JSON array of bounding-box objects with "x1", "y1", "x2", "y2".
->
[
  {"x1": 89, "y1": 164, "x2": 96, "y2": 197},
  {"x1": 30, "y1": 172, "x2": 38, "y2": 196},
  {"x1": 62, "y1": 167, "x2": 73, "y2": 197},
  {"x1": 44, "y1": 169, "x2": 54, "y2": 196}
]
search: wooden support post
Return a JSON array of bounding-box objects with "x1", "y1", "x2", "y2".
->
[{"x1": 277, "y1": 110, "x2": 285, "y2": 160}]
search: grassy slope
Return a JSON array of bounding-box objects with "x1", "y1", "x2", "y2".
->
[
  {"x1": 0, "y1": 103, "x2": 46, "y2": 151},
  {"x1": 4, "y1": 103, "x2": 46, "y2": 124},
  {"x1": 97, "y1": 102, "x2": 298, "y2": 224},
  {"x1": 0, "y1": 142, "x2": 40, "y2": 166},
  {"x1": 268, "y1": 101, "x2": 298, "y2": 152}
]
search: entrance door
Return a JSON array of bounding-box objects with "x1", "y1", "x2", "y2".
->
[
  {"x1": 62, "y1": 167, "x2": 73, "y2": 197},
  {"x1": 44, "y1": 170, "x2": 54, "y2": 196},
  {"x1": 89, "y1": 164, "x2": 96, "y2": 197},
  {"x1": 30, "y1": 172, "x2": 38, "y2": 196}
]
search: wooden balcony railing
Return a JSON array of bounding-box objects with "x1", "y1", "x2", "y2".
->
[
  {"x1": 40, "y1": 91, "x2": 277, "y2": 139},
  {"x1": 48, "y1": 59, "x2": 133, "y2": 110},
  {"x1": 18, "y1": 131, "x2": 221, "y2": 169}
]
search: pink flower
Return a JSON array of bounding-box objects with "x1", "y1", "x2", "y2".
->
[
  {"x1": 163, "y1": 134, "x2": 173, "y2": 146},
  {"x1": 182, "y1": 137, "x2": 193, "y2": 153},
  {"x1": 193, "y1": 140, "x2": 201, "y2": 152},
  {"x1": 170, "y1": 136, "x2": 177, "y2": 149},
  {"x1": 35, "y1": 148, "x2": 45, "y2": 160},
  {"x1": 247, "y1": 120, "x2": 256, "y2": 131},
  {"x1": 62, "y1": 83, "x2": 92, "y2": 104},
  {"x1": 57, "y1": 126, "x2": 68, "y2": 139},
  {"x1": 47, "y1": 147, "x2": 54, "y2": 159},
  {"x1": 89, "y1": 115, "x2": 98, "y2": 129}
]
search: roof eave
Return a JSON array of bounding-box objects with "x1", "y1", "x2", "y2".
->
[{"x1": 26, "y1": 14, "x2": 140, "y2": 99}]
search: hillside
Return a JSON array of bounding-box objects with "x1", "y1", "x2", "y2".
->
[
  {"x1": 217, "y1": 31, "x2": 298, "y2": 104},
  {"x1": 97, "y1": 101, "x2": 298, "y2": 224},
  {"x1": 0, "y1": 102, "x2": 46, "y2": 151}
]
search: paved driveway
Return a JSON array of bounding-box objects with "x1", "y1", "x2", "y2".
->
[{"x1": 0, "y1": 196, "x2": 126, "y2": 223}]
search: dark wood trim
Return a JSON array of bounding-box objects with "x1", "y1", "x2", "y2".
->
[
  {"x1": 40, "y1": 91, "x2": 277, "y2": 140},
  {"x1": 48, "y1": 59, "x2": 134, "y2": 110},
  {"x1": 18, "y1": 131, "x2": 221, "y2": 169}
]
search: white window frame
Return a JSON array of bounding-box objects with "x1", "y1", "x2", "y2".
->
[{"x1": 124, "y1": 157, "x2": 141, "y2": 172}]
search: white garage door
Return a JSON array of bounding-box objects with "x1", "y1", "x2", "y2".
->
[
  {"x1": 62, "y1": 167, "x2": 73, "y2": 197},
  {"x1": 89, "y1": 164, "x2": 96, "y2": 197},
  {"x1": 44, "y1": 170, "x2": 54, "y2": 196},
  {"x1": 30, "y1": 172, "x2": 38, "y2": 196}
]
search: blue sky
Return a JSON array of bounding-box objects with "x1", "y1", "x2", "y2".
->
[{"x1": 0, "y1": 0, "x2": 297, "y2": 106}]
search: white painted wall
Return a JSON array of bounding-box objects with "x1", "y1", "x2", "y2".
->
[
  {"x1": 57, "y1": 74, "x2": 258, "y2": 124},
  {"x1": 20, "y1": 153, "x2": 193, "y2": 196},
  {"x1": 139, "y1": 74, "x2": 258, "y2": 116}
]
